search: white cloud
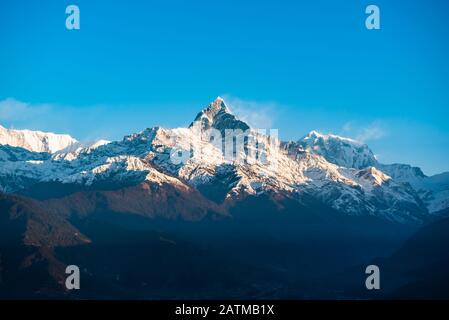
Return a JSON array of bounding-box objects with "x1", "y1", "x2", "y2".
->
[
  {"x1": 342, "y1": 121, "x2": 352, "y2": 133},
  {"x1": 356, "y1": 122, "x2": 386, "y2": 142},
  {"x1": 0, "y1": 98, "x2": 52, "y2": 122},
  {"x1": 340, "y1": 120, "x2": 387, "y2": 143},
  {"x1": 0, "y1": 98, "x2": 105, "y2": 141},
  {"x1": 221, "y1": 95, "x2": 278, "y2": 129}
]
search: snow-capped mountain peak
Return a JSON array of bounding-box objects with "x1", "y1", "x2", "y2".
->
[
  {"x1": 298, "y1": 130, "x2": 377, "y2": 169},
  {"x1": 190, "y1": 97, "x2": 250, "y2": 132},
  {"x1": 0, "y1": 124, "x2": 78, "y2": 153},
  {"x1": 208, "y1": 96, "x2": 230, "y2": 114},
  {"x1": 303, "y1": 130, "x2": 362, "y2": 146}
]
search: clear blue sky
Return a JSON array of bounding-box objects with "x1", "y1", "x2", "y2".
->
[{"x1": 0, "y1": 0, "x2": 448, "y2": 174}]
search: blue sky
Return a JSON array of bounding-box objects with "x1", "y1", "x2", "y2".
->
[{"x1": 0, "y1": 0, "x2": 448, "y2": 174}]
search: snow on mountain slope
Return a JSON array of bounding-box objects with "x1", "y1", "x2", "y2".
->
[
  {"x1": 52, "y1": 139, "x2": 111, "y2": 161},
  {"x1": 296, "y1": 131, "x2": 427, "y2": 188},
  {"x1": 415, "y1": 172, "x2": 449, "y2": 213},
  {"x1": 0, "y1": 124, "x2": 78, "y2": 153},
  {"x1": 377, "y1": 163, "x2": 426, "y2": 189},
  {"x1": 378, "y1": 164, "x2": 449, "y2": 213},
  {"x1": 190, "y1": 96, "x2": 250, "y2": 133},
  {"x1": 298, "y1": 130, "x2": 377, "y2": 169},
  {"x1": 283, "y1": 149, "x2": 426, "y2": 222},
  {"x1": 297, "y1": 130, "x2": 449, "y2": 214},
  {"x1": 0, "y1": 144, "x2": 50, "y2": 162},
  {"x1": 0, "y1": 98, "x2": 439, "y2": 222}
]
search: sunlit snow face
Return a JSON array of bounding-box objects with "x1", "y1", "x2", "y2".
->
[{"x1": 169, "y1": 121, "x2": 280, "y2": 170}]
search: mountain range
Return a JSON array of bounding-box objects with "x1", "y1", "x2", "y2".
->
[
  {"x1": 0, "y1": 97, "x2": 448, "y2": 299},
  {"x1": 1, "y1": 97, "x2": 447, "y2": 221}
]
